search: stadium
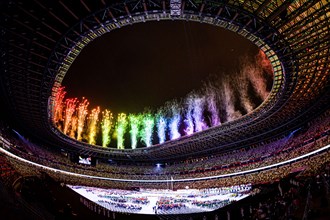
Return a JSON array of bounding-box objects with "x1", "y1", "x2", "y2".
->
[{"x1": 0, "y1": 0, "x2": 329, "y2": 219}]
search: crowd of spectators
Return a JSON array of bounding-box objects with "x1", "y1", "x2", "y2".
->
[
  {"x1": 2, "y1": 146, "x2": 329, "y2": 195},
  {"x1": 0, "y1": 110, "x2": 329, "y2": 193},
  {"x1": 0, "y1": 154, "x2": 21, "y2": 188}
]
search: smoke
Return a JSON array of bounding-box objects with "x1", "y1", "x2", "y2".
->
[
  {"x1": 258, "y1": 50, "x2": 274, "y2": 77},
  {"x1": 184, "y1": 94, "x2": 195, "y2": 135},
  {"x1": 242, "y1": 55, "x2": 269, "y2": 101},
  {"x1": 221, "y1": 78, "x2": 242, "y2": 121},
  {"x1": 191, "y1": 94, "x2": 207, "y2": 132},
  {"x1": 203, "y1": 83, "x2": 221, "y2": 126},
  {"x1": 234, "y1": 73, "x2": 255, "y2": 113},
  {"x1": 63, "y1": 98, "x2": 77, "y2": 135}
]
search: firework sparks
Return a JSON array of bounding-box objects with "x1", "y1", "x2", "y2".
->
[
  {"x1": 77, "y1": 98, "x2": 89, "y2": 141},
  {"x1": 53, "y1": 49, "x2": 273, "y2": 148},
  {"x1": 169, "y1": 102, "x2": 181, "y2": 140},
  {"x1": 53, "y1": 86, "x2": 66, "y2": 124},
  {"x1": 69, "y1": 116, "x2": 78, "y2": 138},
  {"x1": 116, "y1": 113, "x2": 128, "y2": 149},
  {"x1": 101, "y1": 109, "x2": 113, "y2": 147},
  {"x1": 140, "y1": 113, "x2": 155, "y2": 147},
  {"x1": 192, "y1": 95, "x2": 207, "y2": 132},
  {"x1": 63, "y1": 98, "x2": 77, "y2": 135},
  {"x1": 156, "y1": 113, "x2": 167, "y2": 144},
  {"x1": 128, "y1": 114, "x2": 142, "y2": 149},
  {"x1": 88, "y1": 107, "x2": 100, "y2": 145}
]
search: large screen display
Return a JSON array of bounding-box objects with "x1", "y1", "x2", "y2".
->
[{"x1": 78, "y1": 156, "x2": 92, "y2": 165}]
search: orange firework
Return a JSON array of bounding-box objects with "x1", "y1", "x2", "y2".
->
[
  {"x1": 63, "y1": 98, "x2": 77, "y2": 135},
  {"x1": 88, "y1": 107, "x2": 100, "y2": 145},
  {"x1": 53, "y1": 86, "x2": 66, "y2": 124}
]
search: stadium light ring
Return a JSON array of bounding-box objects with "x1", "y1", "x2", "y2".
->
[
  {"x1": 0, "y1": 141, "x2": 329, "y2": 183},
  {"x1": 46, "y1": 9, "x2": 289, "y2": 152}
]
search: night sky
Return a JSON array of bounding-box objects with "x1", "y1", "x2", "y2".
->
[{"x1": 63, "y1": 20, "x2": 264, "y2": 115}]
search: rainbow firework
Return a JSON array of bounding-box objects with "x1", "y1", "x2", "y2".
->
[
  {"x1": 116, "y1": 113, "x2": 128, "y2": 150},
  {"x1": 63, "y1": 98, "x2": 77, "y2": 135},
  {"x1": 101, "y1": 109, "x2": 113, "y2": 147},
  {"x1": 87, "y1": 107, "x2": 100, "y2": 145},
  {"x1": 53, "y1": 50, "x2": 273, "y2": 149},
  {"x1": 77, "y1": 98, "x2": 89, "y2": 141},
  {"x1": 140, "y1": 113, "x2": 155, "y2": 147},
  {"x1": 128, "y1": 114, "x2": 142, "y2": 149}
]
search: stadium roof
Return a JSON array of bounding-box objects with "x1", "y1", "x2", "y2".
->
[{"x1": 0, "y1": 0, "x2": 329, "y2": 163}]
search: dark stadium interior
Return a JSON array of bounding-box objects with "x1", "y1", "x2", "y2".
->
[
  {"x1": 62, "y1": 20, "x2": 266, "y2": 113},
  {"x1": 0, "y1": 0, "x2": 330, "y2": 220}
]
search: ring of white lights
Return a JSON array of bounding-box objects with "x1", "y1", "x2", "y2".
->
[{"x1": 48, "y1": 11, "x2": 285, "y2": 152}]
